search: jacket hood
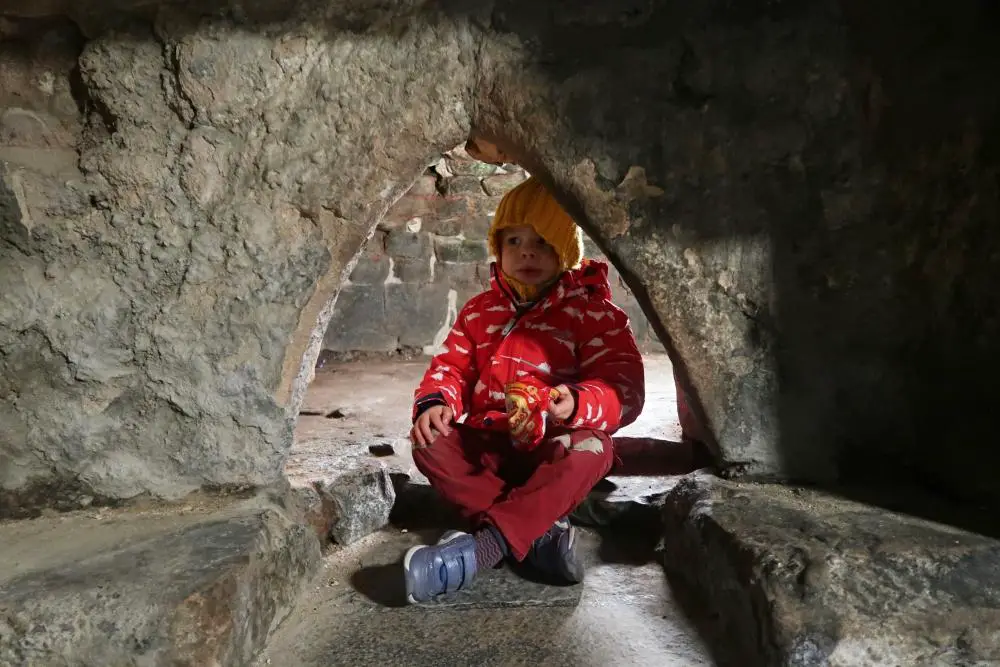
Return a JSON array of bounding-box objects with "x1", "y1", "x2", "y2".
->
[{"x1": 489, "y1": 258, "x2": 613, "y2": 304}]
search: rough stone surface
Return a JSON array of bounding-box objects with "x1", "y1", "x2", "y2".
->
[
  {"x1": 0, "y1": 0, "x2": 999, "y2": 527},
  {"x1": 659, "y1": 473, "x2": 1000, "y2": 667},
  {"x1": 316, "y1": 461, "x2": 395, "y2": 546},
  {"x1": 0, "y1": 491, "x2": 320, "y2": 666}
]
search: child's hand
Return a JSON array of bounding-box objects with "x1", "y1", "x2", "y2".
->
[
  {"x1": 411, "y1": 405, "x2": 455, "y2": 448},
  {"x1": 549, "y1": 385, "x2": 575, "y2": 422}
]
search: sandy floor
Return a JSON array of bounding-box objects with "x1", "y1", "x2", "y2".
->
[{"x1": 288, "y1": 354, "x2": 681, "y2": 485}]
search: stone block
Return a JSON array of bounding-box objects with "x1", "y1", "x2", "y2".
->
[
  {"x1": 0, "y1": 495, "x2": 320, "y2": 667},
  {"x1": 394, "y1": 256, "x2": 432, "y2": 283},
  {"x1": 323, "y1": 285, "x2": 397, "y2": 353},
  {"x1": 467, "y1": 214, "x2": 493, "y2": 241},
  {"x1": 433, "y1": 260, "x2": 483, "y2": 289},
  {"x1": 379, "y1": 193, "x2": 436, "y2": 231},
  {"x1": 385, "y1": 230, "x2": 432, "y2": 259},
  {"x1": 443, "y1": 154, "x2": 497, "y2": 177},
  {"x1": 434, "y1": 237, "x2": 489, "y2": 263},
  {"x1": 385, "y1": 283, "x2": 451, "y2": 348},
  {"x1": 439, "y1": 175, "x2": 486, "y2": 197},
  {"x1": 471, "y1": 194, "x2": 503, "y2": 217},
  {"x1": 316, "y1": 462, "x2": 396, "y2": 545},
  {"x1": 482, "y1": 171, "x2": 527, "y2": 196},
  {"x1": 421, "y1": 195, "x2": 474, "y2": 237},
  {"x1": 660, "y1": 473, "x2": 1000, "y2": 667},
  {"x1": 407, "y1": 173, "x2": 439, "y2": 196},
  {"x1": 422, "y1": 216, "x2": 461, "y2": 237},
  {"x1": 348, "y1": 236, "x2": 390, "y2": 284}
]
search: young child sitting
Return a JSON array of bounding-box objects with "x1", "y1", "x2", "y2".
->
[{"x1": 402, "y1": 176, "x2": 645, "y2": 603}]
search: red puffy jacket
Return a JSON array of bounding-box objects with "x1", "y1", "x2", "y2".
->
[{"x1": 413, "y1": 259, "x2": 645, "y2": 434}]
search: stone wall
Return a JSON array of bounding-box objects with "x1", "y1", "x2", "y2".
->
[
  {"x1": 322, "y1": 149, "x2": 662, "y2": 356},
  {"x1": 1, "y1": 0, "x2": 999, "y2": 526}
]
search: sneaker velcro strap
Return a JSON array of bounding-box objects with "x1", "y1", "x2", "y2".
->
[{"x1": 442, "y1": 550, "x2": 472, "y2": 593}]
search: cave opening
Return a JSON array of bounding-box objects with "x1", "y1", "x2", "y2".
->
[{"x1": 275, "y1": 138, "x2": 720, "y2": 663}]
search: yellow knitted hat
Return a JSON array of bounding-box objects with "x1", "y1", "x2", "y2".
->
[{"x1": 488, "y1": 176, "x2": 584, "y2": 272}]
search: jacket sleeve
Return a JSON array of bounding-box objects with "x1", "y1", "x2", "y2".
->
[
  {"x1": 412, "y1": 300, "x2": 479, "y2": 421},
  {"x1": 565, "y1": 303, "x2": 645, "y2": 433}
]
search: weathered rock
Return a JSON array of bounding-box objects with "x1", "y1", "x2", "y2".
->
[
  {"x1": 659, "y1": 473, "x2": 1000, "y2": 667},
  {"x1": 0, "y1": 5, "x2": 474, "y2": 508},
  {"x1": 316, "y1": 462, "x2": 395, "y2": 546},
  {"x1": 0, "y1": 492, "x2": 320, "y2": 666}
]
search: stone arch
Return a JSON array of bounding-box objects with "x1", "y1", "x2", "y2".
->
[{"x1": 3, "y1": 0, "x2": 1000, "y2": 525}]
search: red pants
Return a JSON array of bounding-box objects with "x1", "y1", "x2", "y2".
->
[{"x1": 412, "y1": 425, "x2": 614, "y2": 560}]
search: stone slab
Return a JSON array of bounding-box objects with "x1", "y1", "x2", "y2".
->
[
  {"x1": 660, "y1": 473, "x2": 1000, "y2": 667},
  {"x1": 0, "y1": 492, "x2": 320, "y2": 667}
]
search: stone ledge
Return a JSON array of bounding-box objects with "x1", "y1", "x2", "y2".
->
[
  {"x1": 659, "y1": 473, "x2": 1000, "y2": 667},
  {"x1": 0, "y1": 492, "x2": 320, "y2": 667}
]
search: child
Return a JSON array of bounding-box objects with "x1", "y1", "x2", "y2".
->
[{"x1": 402, "y1": 176, "x2": 645, "y2": 603}]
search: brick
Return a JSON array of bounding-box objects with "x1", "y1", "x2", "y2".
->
[
  {"x1": 385, "y1": 230, "x2": 431, "y2": 259},
  {"x1": 472, "y1": 195, "x2": 503, "y2": 217},
  {"x1": 422, "y1": 216, "x2": 462, "y2": 236},
  {"x1": 322, "y1": 285, "x2": 397, "y2": 352},
  {"x1": 434, "y1": 237, "x2": 488, "y2": 263},
  {"x1": 385, "y1": 283, "x2": 452, "y2": 348},
  {"x1": 439, "y1": 175, "x2": 486, "y2": 197},
  {"x1": 436, "y1": 194, "x2": 476, "y2": 220},
  {"x1": 433, "y1": 260, "x2": 480, "y2": 287},
  {"x1": 443, "y1": 155, "x2": 497, "y2": 177},
  {"x1": 466, "y1": 215, "x2": 493, "y2": 240},
  {"x1": 379, "y1": 193, "x2": 436, "y2": 230},
  {"x1": 395, "y1": 256, "x2": 432, "y2": 283}
]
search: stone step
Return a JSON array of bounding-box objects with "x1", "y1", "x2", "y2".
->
[
  {"x1": 0, "y1": 490, "x2": 321, "y2": 667},
  {"x1": 660, "y1": 472, "x2": 1000, "y2": 667}
]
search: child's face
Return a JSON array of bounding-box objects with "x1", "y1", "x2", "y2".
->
[{"x1": 499, "y1": 226, "x2": 561, "y2": 286}]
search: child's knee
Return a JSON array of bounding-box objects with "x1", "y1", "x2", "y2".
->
[
  {"x1": 411, "y1": 430, "x2": 462, "y2": 474},
  {"x1": 554, "y1": 430, "x2": 614, "y2": 470}
]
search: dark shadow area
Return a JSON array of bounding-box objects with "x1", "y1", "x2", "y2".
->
[
  {"x1": 660, "y1": 569, "x2": 748, "y2": 667},
  {"x1": 349, "y1": 561, "x2": 409, "y2": 608},
  {"x1": 595, "y1": 523, "x2": 661, "y2": 566},
  {"x1": 611, "y1": 436, "x2": 716, "y2": 476}
]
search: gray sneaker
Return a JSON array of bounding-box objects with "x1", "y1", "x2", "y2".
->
[
  {"x1": 523, "y1": 518, "x2": 585, "y2": 583},
  {"x1": 403, "y1": 531, "x2": 478, "y2": 603}
]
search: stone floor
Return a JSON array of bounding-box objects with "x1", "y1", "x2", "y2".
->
[
  {"x1": 256, "y1": 525, "x2": 714, "y2": 667},
  {"x1": 271, "y1": 354, "x2": 719, "y2": 666}
]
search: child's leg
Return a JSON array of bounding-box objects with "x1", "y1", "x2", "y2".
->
[
  {"x1": 483, "y1": 429, "x2": 614, "y2": 561},
  {"x1": 411, "y1": 424, "x2": 508, "y2": 521}
]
